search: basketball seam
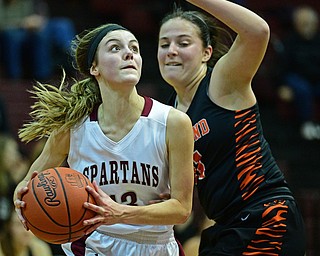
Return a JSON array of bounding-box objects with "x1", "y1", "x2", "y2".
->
[{"x1": 54, "y1": 167, "x2": 73, "y2": 242}]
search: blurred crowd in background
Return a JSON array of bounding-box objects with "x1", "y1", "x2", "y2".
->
[{"x1": 0, "y1": 0, "x2": 319, "y2": 255}]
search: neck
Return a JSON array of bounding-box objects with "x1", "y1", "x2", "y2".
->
[
  {"x1": 174, "y1": 65, "x2": 207, "y2": 112},
  {"x1": 101, "y1": 92, "x2": 143, "y2": 123},
  {"x1": 97, "y1": 88, "x2": 145, "y2": 142}
]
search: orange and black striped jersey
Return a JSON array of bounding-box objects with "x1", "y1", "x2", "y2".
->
[{"x1": 168, "y1": 68, "x2": 293, "y2": 223}]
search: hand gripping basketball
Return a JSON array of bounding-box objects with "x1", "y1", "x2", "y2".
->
[{"x1": 21, "y1": 167, "x2": 96, "y2": 244}]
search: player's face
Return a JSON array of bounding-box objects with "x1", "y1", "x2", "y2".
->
[
  {"x1": 158, "y1": 18, "x2": 209, "y2": 87},
  {"x1": 92, "y1": 30, "x2": 142, "y2": 87}
]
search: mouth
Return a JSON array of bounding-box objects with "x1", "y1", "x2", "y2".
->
[
  {"x1": 165, "y1": 62, "x2": 181, "y2": 66},
  {"x1": 121, "y1": 65, "x2": 137, "y2": 70}
]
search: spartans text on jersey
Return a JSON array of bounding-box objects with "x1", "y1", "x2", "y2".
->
[{"x1": 83, "y1": 160, "x2": 160, "y2": 187}]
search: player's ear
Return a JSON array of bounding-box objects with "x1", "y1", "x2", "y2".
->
[
  {"x1": 90, "y1": 62, "x2": 99, "y2": 76},
  {"x1": 202, "y1": 45, "x2": 213, "y2": 63}
]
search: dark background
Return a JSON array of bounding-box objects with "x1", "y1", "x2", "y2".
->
[{"x1": 0, "y1": 0, "x2": 319, "y2": 255}]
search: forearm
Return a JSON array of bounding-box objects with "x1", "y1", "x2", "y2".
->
[
  {"x1": 13, "y1": 155, "x2": 54, "y2": 202},
  {"x1": 187, "y1": 0, "x2": 269, "y2": 37},
  {"x1": 117, "y1": 198, "x2": 191, "y2": 225},
  {"x1": 13, "y1": 130, "x2": 69, "y2": 202}
]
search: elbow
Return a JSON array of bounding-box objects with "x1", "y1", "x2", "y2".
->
[
  {"x1": 244, "y1": 18, "x2": 270, "y2": 43},
  {"x1": 255, "y1": 19, "x2": 270, "y2": 42},
  {"x1": 261, "y1": 20, "x2": 270, "y2": 40},
  {"x1": 244, "y1": 20, "x2": 270, "y2": 49},
  {"x1": 176, "y1": 206, "x2": 192, "y2": 225}
]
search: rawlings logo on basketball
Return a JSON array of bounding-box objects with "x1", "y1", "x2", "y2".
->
[
  {"x1": 37, "y1": 172, "x2": 60, "y2": 206},
  {"x1": 65, "y1": 173, "x2": 84, "y2": 188}
]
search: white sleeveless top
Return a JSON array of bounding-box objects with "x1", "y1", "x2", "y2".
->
[{"x1": 67, "y1": 96, "x2": 173, "y2": 234}]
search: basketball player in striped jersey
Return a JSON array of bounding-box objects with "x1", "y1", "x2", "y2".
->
[
  {"x1": 157, "y1": 0, "x2": 306, "y2": 255},
  {"x1": 13, "y1": 23, "x2": 194, "y2": 256}
]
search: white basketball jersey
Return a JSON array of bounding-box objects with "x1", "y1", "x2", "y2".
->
[{"x1": 67, "y1": 96, "x2": 173, "y2": 234}]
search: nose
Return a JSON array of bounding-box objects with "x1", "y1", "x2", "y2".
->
[
  {"x1": 167, "y1": 43, "x2": 178, "y2": 57},
  {"x1": 124, "y1": 47, "x2": 134, "y2": 60}
]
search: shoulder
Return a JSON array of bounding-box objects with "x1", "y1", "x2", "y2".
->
[
  {"x1": 146, "y1": 97, "x2": 192, "y2": 128},
  {"x1": 167, "y1": 108, "x2": 192, "y2": 130},
  {"x1": 150, "y1": 98, "x2": 172, "y2": 110},
  {"x1": 166, "y1": 109, "x2": 193, "y2": 149},
  {"x1": 145, "y1": 97, "x2": 172, "y2": 122}
]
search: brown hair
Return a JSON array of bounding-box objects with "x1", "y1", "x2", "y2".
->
[
  {"x1": 159, "y1": 7, "x2": 233, "y2": 67},
  {"x1": 18, "y1": 24, "x2": 125, "y2": 143}
]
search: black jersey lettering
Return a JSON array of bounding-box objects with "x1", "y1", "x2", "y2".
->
[{"x1": 83, "y1": 161, "x2": 160, "y2": 188}]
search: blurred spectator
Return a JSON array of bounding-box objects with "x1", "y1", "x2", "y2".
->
[
  {"x1": 0, "y1": 0, "x2": 76, "y2": 81},
  {"x1": 278, "y1": 5, "x2": 320, "y2": 140},
  {"x1": 89, "y1": 0, "x2": 171, "y2": 37},
  {"x1": 0, "y1": 135, "x2": 65, "y2": 256},
  {"x1": 0, "y1": 209, "x2": 53, "y2": 256},
  {"x1": 0, "y1": 133, "x2": 29, "y2": 239},
  {"x1": 0, "y1": 97, "x2": 9, "y2": 134}
]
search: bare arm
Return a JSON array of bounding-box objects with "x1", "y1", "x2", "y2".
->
[
  {"x1": 13, "y1": 129, "x2": 70, "y2": 227},
  {"x1": 189, "y1": 0, "x2": 270, "y2": 109},
  {"x1": 83, "y1": 109, "x2": 194, "y2": 228}
]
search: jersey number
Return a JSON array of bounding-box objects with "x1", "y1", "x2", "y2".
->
[
  {"x1": 110, "y1": 191, "x2": 138, "y2": 206},
  {"x1": 193, "y1": 150, "x2": 205, "y2": 185}
]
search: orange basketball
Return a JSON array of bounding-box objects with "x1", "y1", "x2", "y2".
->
[{"x1": 21, "y1": 167, "x2": 96, "y2": 244}]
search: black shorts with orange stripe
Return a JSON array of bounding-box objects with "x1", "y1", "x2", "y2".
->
[{"x1": 199, "y1": 198, "x2": 306, "y2": 256}]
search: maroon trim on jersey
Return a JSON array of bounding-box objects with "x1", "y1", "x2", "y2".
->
[
  {"x1": 141, "y1": 96, "x2": 153, "y2": 117},
  {"x1": 90, "y1": 96, "x2": 152, "y2": 121},
  {"x1": 176, "y1": 237, "x2": 186, "y2": 256},
  {"x1": 90, "y1": 104, "x2": 99, "y2": 121},
  {"x1": 70, "y1": 234, "x2": 90, "y2": 255}
]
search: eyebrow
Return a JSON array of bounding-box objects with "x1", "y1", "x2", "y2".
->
[
  {"x1": 105, "y1": 38, "x2": 138, "y2": 45},
  {"x1": 159, "y1": 34, "x2": 192, "y2": 40}
]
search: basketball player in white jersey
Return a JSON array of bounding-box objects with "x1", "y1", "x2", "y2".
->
[{"x1": 13, "y1": 23, "x2": 194, "y2": 256}]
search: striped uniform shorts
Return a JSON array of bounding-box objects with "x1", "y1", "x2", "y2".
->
[{"x1": 199, "y1": 198, "x2": 306, "y2": 256}]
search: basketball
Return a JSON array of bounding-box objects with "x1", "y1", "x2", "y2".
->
[{"x1": 21, "y1": 167, "x2": 96, "y2": 244}]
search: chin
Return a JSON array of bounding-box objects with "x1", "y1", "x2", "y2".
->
[
  {"x1": 124, "y1": 73, "x2": 140, "y2": 80},
  {"x1": 163, "y1": 75, "x2": 180, "y2": 86},
  {"x1": 123, "y1": 77, "x2": 140, "y2": 85}
]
